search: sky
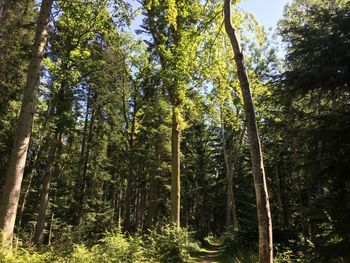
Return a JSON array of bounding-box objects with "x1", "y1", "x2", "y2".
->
[
  {"x1": 130, "y1": 0, "x2": 291, "y2": 34},
  {"x1": 239, "y1": 0, "x2": 291, "y2": 30}
]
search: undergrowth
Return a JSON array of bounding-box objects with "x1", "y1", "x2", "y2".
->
[{"x1": 0, "y1": 225, "x2": 200, "y2": 263}]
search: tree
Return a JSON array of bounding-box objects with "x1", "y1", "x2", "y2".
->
[
  {"x1": 142, "y1": 0, "x2": 204, "y2": 227},
  {"x1": 271, "y1": 0, "x2": 350, "y2": 260},
  {"x1": 0, "y1": 0, "x2": 53, "y2": 245},
  {"x1": 224, "y1": 0, "x2": 273, "y2": 262},
  {"x1": 0, "y1": 0, "x2": 36, "y2": 191}
]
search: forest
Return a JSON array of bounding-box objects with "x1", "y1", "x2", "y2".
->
[{"x1": 0, "y1": 0, "x2": 349, "y2": 262}]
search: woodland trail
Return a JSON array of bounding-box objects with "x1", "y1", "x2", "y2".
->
[{"x1": 190, "y1": 243, "x2": 232, "y2": 263}]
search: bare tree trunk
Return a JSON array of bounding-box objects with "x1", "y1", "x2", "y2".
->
[
  {"x1": 147, "y1": 177, "x2": 159, "y2": 228},
  {"x1": 220, "y1": 109, "x2": 238, "y2": 229},
  {"x1": 139, "y1": 188, "x2": 146, "y2": 230},
  {"x1": 33, "y1": 132, "x2": 62, "y2": 245},
  {"x1": 184, "y1": 177, "x2": 189, "y2": 228},
  {"x1": 0, "y1": 0, "x2": 52, "y2": 245},
  {"x1": 124, "y1": 151, "x2": 134, "y2": 232},
  {"x1": 121, "y1": 86, "x2": 138, "y2": 232},
  {"x1": 224, "y1": 1, "x2": 273, "y2": 262},
  {"x1": 16, "y1": 104, "x2": 52, "y2": 234},
  {"x1": 134, "y1": 188, "x2": 140, "y2": 231},
  {"x1": 77, "y1": 97, "x2": 95, "y2": 225},
  {"x1": 227, "y1": 164, "x2": 238, "y2": 228},
  {"x1": 47, "y1": 213, "x2": 54, "y2": 245},
  {"x1": 171, "y1": 106, "x2": 181, "y2": 228},
  {"x1": 135, "y1": 185, "x2": 145, "y2": 231},
  {"x1": 148, "y1": 139, "x2": 161, "y2": 228}
]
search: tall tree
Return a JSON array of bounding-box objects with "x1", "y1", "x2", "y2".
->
[
  {"x1": 271, "y1": 0, "x2": 350, "y2": 260},
  {"x1": 224, "y1": 0, "x2": 273, "y2": 262},
  {"x1": 143, "y1": 0, "x2": 203, "y2": 227},
  {"x1": 0, "y1": 0, "x2": 36, "y2": 188},
  {"x1": 0, "y1": 0, "x2": 53, "y2": 244}
]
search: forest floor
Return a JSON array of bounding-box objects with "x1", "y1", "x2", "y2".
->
[{"x1": 190, "y1": 243, "x2": 233, "y2": 263}]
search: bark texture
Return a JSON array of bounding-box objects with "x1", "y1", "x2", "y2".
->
[
  {"x1": 223, "y1": 1, "x2": 273, "y2": 262},
  {"x1": 0, "y1": 0, "x2": 53, "y2": 244}
]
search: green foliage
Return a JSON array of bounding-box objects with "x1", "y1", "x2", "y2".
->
[
  {"x1": 0, "y1": 226, "x2": 202, "y2": 263},
  {"x1": 271, "y1": 0, "x2": 350, "y2": 261},
  {"x1": 2, "y1": 0, "x2": 350, "y2": 261},
  {"x1": 0, "y1": 0, "x2": 36, "y2": 184},
  {"x1": 0, "y1": 247, "x2": 51, "y2": 263},
  {"x1": 68, "y1": 245, "x2": 96, "y2": 263},
  {"x1": 221, "y1": 227, "x2": 257, "y2": 257},
  {"x1": 95, "y1": 230, "x2": 145, "y2": 263},
  {"x1": 274, "y1": 246, "x2": 305, "y2": 263},
  {"x1": 146, "y1": 224, "x2": 200, "y2": 263}
]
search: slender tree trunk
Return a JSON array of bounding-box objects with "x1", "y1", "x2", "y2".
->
[
  {"x1": 135, "y1": 185, "x2": 145, "y2": 231},
  {"x1": 227, "y1": 164, "x2": 238, "y2": 228},
  {"x1": 16, "y1": 152, "x2": 39, "y2": 233},
  {"x1": 224, "y1": 1, "x2": 273, "y2": 262},
  {"x1": 0, "y1": 0, "x2": 52, "y2": 245},
  {"x1": 118, "y1": 189, "x2": 123, "y2": 228},
  {"x1": 47, "y1": 213, "x2": 54, "y2": 245},
  {"x1": 0, "y1": 0, "x2": 11, "y2": 27},
  {"x1": 77, "y1": 96, "x2": 95, "y2": 224},
  {"x1": 147, "y1": 177, "x2": 159, "y2": 228},
  {"x1": 184, "y1": 177, "x2": 189, "y2": 228},
  {"x1": 220, "y1": 110, "x2": 238, "y2": 229},
  {"x1": 140, "y1": 188, "x2": 146, "y2": 230},
  {"x1": 148, "y1": 139, "x2": 161, "y2": 228},
  {"x1": 275, "y1": 163, "x2": 288, "y2": 227},
  {"x1": 33, "y1": 132, "x2": 62, "y2": 245},
  {"x1": 134, "y1": 188, "x2": 140, "y2": 231},
  {"x1": 121, "y1": 86, "x2": 137, "y2": 232},
  {"x1": 171, "y1": 106, "x2": 181, "y2": 228},
  {"x1": 124, "y1": 150, "x2": 134, "y2": 231},
  {"x1": 278, "y1": 164, "x2": 289, "y2": 229}
]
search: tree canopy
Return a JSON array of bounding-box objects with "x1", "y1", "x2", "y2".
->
[{"x1": 0, "y1": 0, "x2": 349, "y2": 262}]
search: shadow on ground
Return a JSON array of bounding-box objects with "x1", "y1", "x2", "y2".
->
[{"x1": 190, "y1": 244, "x2": 233, "y2": 263}]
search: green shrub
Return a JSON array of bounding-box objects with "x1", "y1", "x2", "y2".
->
[
  {"x1": 68, "y1": 244, "x2": 96, "y2": 263},
  {"x1": 0, "y1": 247, "x2": 51, "y2": 263},
  {"x1": 145, "y1": 224, "x2": 200, "y2": 263},
  {"x1": 67, "y1": 228, "x2": 146, "y2": 263},
  {"x1": 1, "y1": 226, "x2": 201, "y2": 263},
  {"x1": 96, "y1": 230, "x2": 146, "y2": 263}
]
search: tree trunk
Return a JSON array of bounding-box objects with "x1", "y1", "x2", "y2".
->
[
  {"x1": 220, "y1": 109, "x2": 238, "y2": 229},
  {"x1": 224, "y1": 1, "x2": 273, "y2": 262},
  {"x1": 47, "y1": 212, "x2": 54, "y2": 246},
  {"x1": 0, "y1": 0, "x2": 52, "y2": 245},
  {"x1": 77, "y1": 93, "x2": 95, "y2": 225},
  {"x1": 33, "y1": 132, "x2": 62, "y2": 245},
  {"x1": 0, "y1": 0, "x2": 11, "y2": 28},
  {"x1": 148, "y1": 139, "x2": 161, "y2": 228},
  {"x1": 227, "y1": 164, "x2": 238, "y2": 228},
  {"x1": 124, "y1": 150, "x2": 134, "y2": 232},
  {"x1": 16, "y1": 103, "x2": 52, "y2": 234},
  {"x1": 171, "y1": 106, "x2": 181, "y2": 228}
]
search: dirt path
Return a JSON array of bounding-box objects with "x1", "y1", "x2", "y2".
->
[
  {"x1": 201, "y1": 248, "x2": 221, "y2": 262},
  {"x1": 190, "y1": 244, "x2": 226, "y2": 263}
]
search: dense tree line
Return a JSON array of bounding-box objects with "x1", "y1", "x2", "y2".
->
[{"x1": 0, "y1": 0, "x2": 349, "y2": 262}]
